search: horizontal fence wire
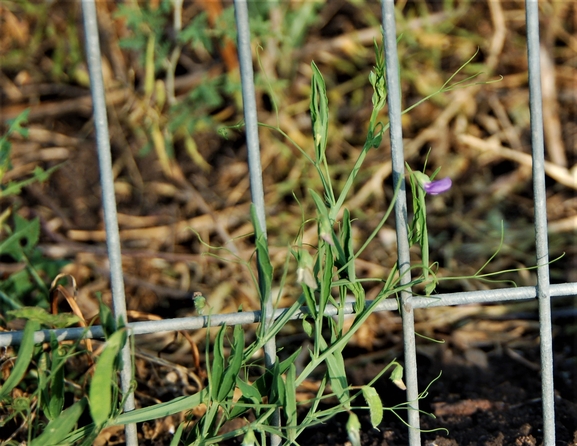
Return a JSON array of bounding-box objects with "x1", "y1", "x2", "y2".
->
[
  {"x1": 2, "y1": 283, "x2": 576, "y2": 348},
  {"x1": 2, "y1": 1, "x2": 575, "y2": 445}
]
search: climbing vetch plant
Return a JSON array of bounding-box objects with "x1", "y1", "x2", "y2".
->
[
  {"x1": 407, "y1": 163, "x2": 453, "y2": 296},
  {"x1": 59, "y1": 41, "x2": 500, "y2": 446}
]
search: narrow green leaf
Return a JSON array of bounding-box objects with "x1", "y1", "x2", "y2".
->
[
  {"x1": 269, "y1": 362, "x2": 285, "y2": 407},
  {"x1": 302, "y1": 318, "x2": 313, "y2": 338},
  {"x1": 89, "y1": 329, "x2": 127, "y2": 426},
  {"x1": 217, "y1": 324, "x2": 245, "y2": 401},
  {"x1": 230, "y1": 377, "x2": 262, "y2": 419},
  {"x1": 340, "y1": 208, "x2": 356, "y2": 282},
  {"x1": 236, "y1": 377, "x2": 262, "y2": 404},
  {"x1": 310, "y1": 61, "x2": 329, "y2": 163},
  {"x1": 200, "y1": 401, "x2": 221, "y2": 439},
  {"x1": 30, "y1": 397, "x2": 88, "y2": 446},
  {"x1": 169, "y1": 422, "x2": 185, "y2": 446},
  {"x1": 53, "y1": 422, "x2": 96, "y2": 445},
  {"x1": 1, "y1": 109, "x2": 29, "y2": 178},
  {"x1": 315, "y1": 333, "x2": 350, "y2": 407},
  {"x1": 0, "y1": 320, "x2": 39, "y2": 401},
  {"x1": 348, "y1": 281, "x2": 366, "y2": 315},
  {"x1": 1, "y1": 108, "x2": 29, "y2": 143},
  {"x1": 361, "y1": 386, "x2": 383, "y2": 428},
  {"x1": 326, "y1": 349, "x2": 349, "y2": 407},
  {"x1": 38, "y1": 351, "x2": 50, "y2": 417},
  {"x1": 301, "y1": 281, "x2": 318, "y2": 318},
  {"x1": 250, "y1": 205, "x2": 273, "y2": 304},
  {"x1": 318, "y1": 243, "x2": 335, "y2": 317},
  {"x1": 112, "y1": 389, "x2": 207, "y2": 425},
  {"x1": 48, "y1": 345, "x2": 66, "y2": 420},
  {"x1": 211, "y1": 325, "x2": 226, "y2": 401},
  {"x1": 284, "y1": 363, "x2": 297, "y2": 430},
  {"x1": 0, "y1": 165, "x2": 61, "y2": 199}
]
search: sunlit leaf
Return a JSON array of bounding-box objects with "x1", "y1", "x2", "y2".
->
[{"x1": 89, "y1": 329, "x2": 127, "y2": 426}]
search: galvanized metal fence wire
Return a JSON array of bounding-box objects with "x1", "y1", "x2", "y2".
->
[
  {"x1": 80, "y1": 0, "x2": 137, "y2": 443},
  {"x1": 1, "y1": 1, "x2": 576, "y2": 445}
]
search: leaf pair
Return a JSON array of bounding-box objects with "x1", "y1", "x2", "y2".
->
[{"x1": 211, "y1": 324, "x2": 245, "y2": 403}]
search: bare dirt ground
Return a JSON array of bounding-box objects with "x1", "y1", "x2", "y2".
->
[{"x1": 1, "y1": 1, "x2": 576, "y2": 444}]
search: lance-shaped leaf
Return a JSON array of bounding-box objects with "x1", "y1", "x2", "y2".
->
[
  {"x1": 339, "y1": 208, "x2": 356, "y2": 282},
  {"x1": 89, "y1": 329, "x2": 127, "y2": 426},
  {"x1": 250, "y1": 205, "x2": 273, "y2": 304},
  {"x1": 217, "y1": 324, "x2": 245, "y2": 402},
  {"x1": 211, "y1": 324, "x2": 226, "y2": 401},
  {"x1": 30, "y1": 397, "x2": 88, "y2": 446},
  {"x1": 310, "y1": 61, "x2": 329, "y2": 164},
  {"x1": 0, "y1": 320, "x2": 39, "y2": 401}
]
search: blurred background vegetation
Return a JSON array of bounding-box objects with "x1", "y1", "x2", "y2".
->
[{"x1": 2, "y1": 0, "x2": 575, "y2": 314}]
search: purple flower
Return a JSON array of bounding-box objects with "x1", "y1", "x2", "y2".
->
[{"x1": 423, "y1": 177, "x2": 452, "y2": 195}]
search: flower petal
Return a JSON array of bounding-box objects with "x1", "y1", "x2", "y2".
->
[{"x1": 423, "y1": 177, "x2": 452, "y2": 195}]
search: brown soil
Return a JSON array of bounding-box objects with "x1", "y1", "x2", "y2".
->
[
  {"x1": 125, "y1": 320, "x2": 577, "y2": 446},
  {"x1": 300, "y1": 339, "x2": 577, "y2": 446}
]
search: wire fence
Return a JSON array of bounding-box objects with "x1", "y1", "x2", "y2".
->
[{"x1": 1, "y1": 0, "x2": 576, "y2": 445}]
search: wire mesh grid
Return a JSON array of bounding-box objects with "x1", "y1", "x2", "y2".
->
[{"x1": 1, "y1": 0, "x2": 576, "y2": 445}]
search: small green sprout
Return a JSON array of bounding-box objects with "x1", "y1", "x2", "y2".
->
[{"x1": 193, "y1": 291, "x2": 207, "y2": 316}]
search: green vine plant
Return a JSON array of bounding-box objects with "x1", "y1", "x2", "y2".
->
[{"x1": 100, "y1": 40, "x2": 516, "y2": 445}]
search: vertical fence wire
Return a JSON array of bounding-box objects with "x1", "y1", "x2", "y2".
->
[
  {"x1": 80, "y1": 1, "x2": 137, "y2": 444},
  {"x1": 381, "y1": 1, "x2": 421, "y2": 444},
  {"x1": 525, "y1": 1, "x2": 555, "y2": 444},
  {"x1": 233, "y1": 1, "x2": 280, "y2": 444}
]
